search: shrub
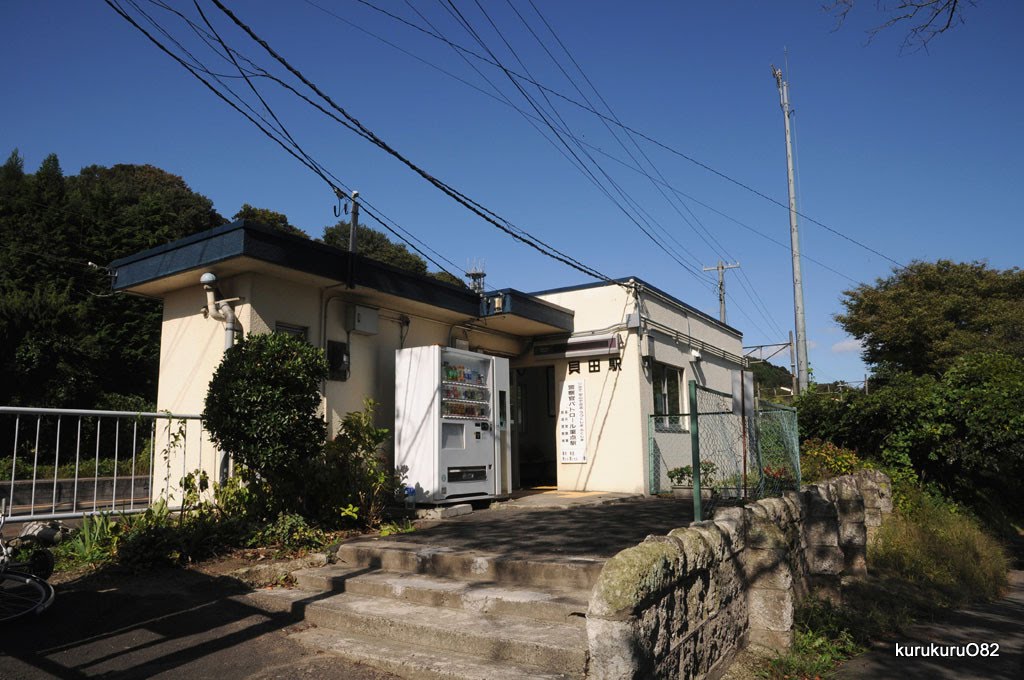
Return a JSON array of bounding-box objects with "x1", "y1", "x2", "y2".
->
[
  {"x1": 203, "y1": 332, "x2": 328, "y2": 514},
  {"x1": 249, "y1": 512, "x2": 327, "y2": 553},
  {"x1": 870, "y1": 487, "x2": 1009, "y2": 604},
  {"x1": 800, "y1": 438, "x2": 865, "y2": 482},
  {"x1": 313, "y1": 399, "x2": 403, "y2": 528},
  {"x1": 667, "y1": 466, "x2": 692, "y2": 486}
]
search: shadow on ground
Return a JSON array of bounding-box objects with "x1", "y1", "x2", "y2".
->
[
  {"x1": 381, "y1": 497, "x2": 696, "y2": 558},
  {"x1": 0, "y1": 565, "x2": 395, "y2": 680}
]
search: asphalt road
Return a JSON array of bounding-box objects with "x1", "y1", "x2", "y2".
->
[
  {"x1": 0, "y1": 566, "x2": 398, "y2": 680},
  {"x1": 835, "y1": 569, "x2": 1024, "y2": 680}
]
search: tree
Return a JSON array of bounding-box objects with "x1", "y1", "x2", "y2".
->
[
  {"x1": 203, "y1": 333, "x2": 328, "y2": 514},
  {"x1": 827, "y1": 0, "x2": 976, "y2": 50},
  {"x1": 836, "y1": 260, "x2": 1024, "y2": 377},
  {"x1": 0, "y1": 151, "x2": 224, "y2": 408},
  {"x1": 322, "y1": 220, "x2": 429, "y2": 276},
  {"x1": 233, "y1": 204, "x2": 309, "y2": 238},
  {"x1": 748, "y1": 360, "x2": 794, "y2": 391},
  {"x1": 321, "y1": 221, "x2": 468, "y2": 288}
]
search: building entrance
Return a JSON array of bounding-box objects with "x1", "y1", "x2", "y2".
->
[{"x1": 511, "y1": 366, "x2": 557, "y2": 488}]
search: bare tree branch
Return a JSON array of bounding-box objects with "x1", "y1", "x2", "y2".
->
[{"x1": 824, "y1": 0, "x2": 975, "y2": 52}]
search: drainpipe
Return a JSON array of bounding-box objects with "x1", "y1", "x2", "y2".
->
[{"x1": 201, "y1": 272, "x2": 241, "y2": 351}]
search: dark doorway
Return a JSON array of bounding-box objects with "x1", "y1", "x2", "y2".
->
[{"x1": 511, "y1": 366, "x2": 557, "y2": 488}]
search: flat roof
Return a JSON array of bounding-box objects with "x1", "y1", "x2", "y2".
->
[
  {"x1": 530, "y1": 277, "x2": 743, "y2": 337},
  {"x1": 110, "y1": 220, "x2": 574, "y2": 336}
]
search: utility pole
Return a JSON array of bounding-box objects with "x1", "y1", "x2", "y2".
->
[
  {"x1": 703, "y1": 260, "x2": 740, "y2": 323},
  {"x1": 347, "y1": 190, "x2": 359, "y2": 288},
  {"x1": 788, "y1": 330, "x2": 798, "y2": 396},
  {"x1": 348, "y1": 190, "x2": 360, "y2": 254},
  {"x1": 772, "y1": 65, "x2": 809, "y2": 394}
]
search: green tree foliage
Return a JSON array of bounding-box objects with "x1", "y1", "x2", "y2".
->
[
  {"x1": 322, "y1": 220, "x2": 429, "y2": 276},
  {"x1": 233, "y1": 203, "x2": 309, "y2": 238},
  {"x1": 203, "y1": 332, "x2": 328, "y2": 514},
  {"x1": 0, "y1": 284, "x2": 97, "y2": 406},
  {"x1": 0, "y1": 150, "x2": 224, "y2": 407},
  {"x1": 314, "y1": 399, "x2": 403, "y2": 527},
  {"x1": 749, "y1": 360, "x2": 794, "y2": 391},
  {"x1": 837, "y1": 260, "x2": 1024, "y2": 377},
  {"x1": 797, "y1": 351, "x2": 1024, "y2": 503},
  {"x1": 321, "y1": 220, "x2": 468, "y2": 288}
]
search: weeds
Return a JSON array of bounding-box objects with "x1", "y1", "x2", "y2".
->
[
  {"x1": 870, "y1": 486, "x2": 1009, "y2": 604},
  {"x1": 379, "y1": 519, "x2": 415, "y2": 537},
  {"x1": 759, "y1": 483, "x2": 1010, "y2": 679}
]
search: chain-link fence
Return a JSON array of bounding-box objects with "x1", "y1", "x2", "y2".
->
[
  {"x1": 648, "y1": 382, "x2": 800, "y2": 521},
  {"x1": 753, "y1": 403, "x2": 801, "y2": 497}
]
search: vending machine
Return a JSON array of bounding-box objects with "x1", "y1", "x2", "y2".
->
[{"x1": 395, "y1": 346, "x2": 510, "y2": 504}]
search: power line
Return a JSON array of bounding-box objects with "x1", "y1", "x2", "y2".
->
[
  {"x1": 111, "y1": 0, "x2": 469, "y2": 285},
  {"x1": 441, "y1": 0, "x2": 715, "y2": 290},
  {"x1": 206, "y1": 0, "x2": 621, "y2": 287},
  {"x1": 517, "y1": 0, "x2": 786, "y2": 337},
  {"x1": 299, "y1": 0, "x2": 860, "y2": 287},
  {"x1": 351, "y1": 0, "x2": 904, "y2": 269}
]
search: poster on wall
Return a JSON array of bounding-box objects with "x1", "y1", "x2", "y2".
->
[{"x1": 558, "y1": 379, "x2": 587, "y2": 463}]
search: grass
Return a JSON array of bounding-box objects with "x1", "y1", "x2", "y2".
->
[
  {"x1": 1, "y1": 452, "x2": 152, "y2": 481},
  {"x1": 759, "y1": 485, "x2": 1011, "y2": 679}
]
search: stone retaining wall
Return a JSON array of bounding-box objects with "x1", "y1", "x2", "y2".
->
[{"x1": 586, "y1": 470, "x2": 892, "y2": 679}]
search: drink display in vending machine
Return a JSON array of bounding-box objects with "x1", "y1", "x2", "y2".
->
[{"x1": 395, "y1": 346, "x2": 510, "y2": 503}]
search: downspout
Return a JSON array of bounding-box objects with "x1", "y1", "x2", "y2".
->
[{"x1": 201, "y1": 272, "x2": 242, "y2": 351}]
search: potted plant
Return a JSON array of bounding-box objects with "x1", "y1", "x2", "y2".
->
[
  {"x1": 667, "y1": 463, "x2": 716, "y2": 502},
  {"x1": 667, "y1": 465, "x2": 693, "y2": 488}
]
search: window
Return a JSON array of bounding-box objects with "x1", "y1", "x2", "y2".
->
[
  {"x1": 274, "y1": 322, "x2": 308, "y2": 341},
  {"x1": 653, "y1": 363, "x2": 686, "y2": 431}
]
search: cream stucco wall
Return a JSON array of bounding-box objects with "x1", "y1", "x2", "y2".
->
[
  {"x1": 154, "y1": 278, "x2": 252, "y2": 503},
  {"x1": 153, "y1": 271, "x2": 527, "y2": 500},
  {"x1": 151, "y1": 270, "x2": 743, "y2": 501},
  {"x1": 532, "y1": 281, "x2": 744, "y2": 495}
]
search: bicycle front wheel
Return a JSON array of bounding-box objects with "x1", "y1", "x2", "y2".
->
[{"x1": 0, "y1": 570, "x2": 55, "y2": 622}]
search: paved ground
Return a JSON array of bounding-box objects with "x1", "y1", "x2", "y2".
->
[
  {"x1": 381, "y1": 494, "x2": 696, "y2": 559},
  {"x1": 1, "y1": 566, "x2": 399, "y2": 680},
  {"x1": 1, "y1": 492, "x2": 696, "y2": 679},
  {"x1": 834, "y1": 569, "x2": 1024, "y2": 680}
]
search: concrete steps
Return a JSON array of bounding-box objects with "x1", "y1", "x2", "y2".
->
[
  {"x1": 253, "y1": 539, "x2": 601, "y2": 679},
  {"x1": 292, "y1": 627, "x2": 578, "y2": 680},
  {"x1": 335, "y1": 539, "x2": 606, "y2": 591},
  {"x1": 293, "y1": 565, "x2": 589, "y2": 625}
]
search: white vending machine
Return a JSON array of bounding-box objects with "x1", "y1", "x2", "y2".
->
[{"x1": 395, "y1": 346, "x2": 510, "y2": 504}]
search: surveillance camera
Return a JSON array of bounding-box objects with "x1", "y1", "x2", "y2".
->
[{"x1": 200, "y1": 272, "x2": 218, "y2": 286}]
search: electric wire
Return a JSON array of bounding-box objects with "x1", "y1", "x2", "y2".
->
[
  {"x1": 301, "y1": 0, "x2": 859, "y2": 287},
  {"x1": 351, "y1": 0, "x2": 904, "y2": 269},
  {"x1": 207, "y1": 0, "x2": 621, "y2": 286},
  {"x1": 514, "y1": 0, "x2": 785, "y2": 338},
  {"x1": 110, "y1": 0, "x2": 468, "y2": 284},
  {"x1": 138, "y1": 3, "x2": 536, "y2": 289},
  {"x1": 441, "y1": 0, "x2": 716, "y2": 291}
]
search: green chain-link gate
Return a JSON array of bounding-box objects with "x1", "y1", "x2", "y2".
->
[{"x1": 648, "y1": 380, "x2": 800, "y2": 521}]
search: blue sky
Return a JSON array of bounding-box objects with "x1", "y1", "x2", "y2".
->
[{"x1": 4, "y1": 1, "x2": 1022, "y2": 383}]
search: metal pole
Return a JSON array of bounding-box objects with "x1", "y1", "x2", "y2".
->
[
  {"x1": 347, "y1": 190, "x2": 359, "y2": 289},
  {"x1": 773, "y1": 65, "x2": 809, "y2": 394},
  {"x1": 740, "y1": 371, "x2": 748, "y2": 499},
  {"x1": 688, "y1": 380, "x2": 702, "y2": 522}
]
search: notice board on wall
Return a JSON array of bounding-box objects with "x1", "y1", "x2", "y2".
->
[{"x1": 558, "y1": 379, "x2": 587, "y2": 463}]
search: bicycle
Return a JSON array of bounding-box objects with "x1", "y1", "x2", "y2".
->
[{"x1": 0, "y1": 499, "x2": 56, "y2": 621}]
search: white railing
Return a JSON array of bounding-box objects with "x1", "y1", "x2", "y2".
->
[{"x1": 1, "y1": 407, "x2": 218, "y2": 522}]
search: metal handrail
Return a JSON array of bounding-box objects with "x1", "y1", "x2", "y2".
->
[{"x1": 0, "y1": 407, "x2": 202, "y2": 419}]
